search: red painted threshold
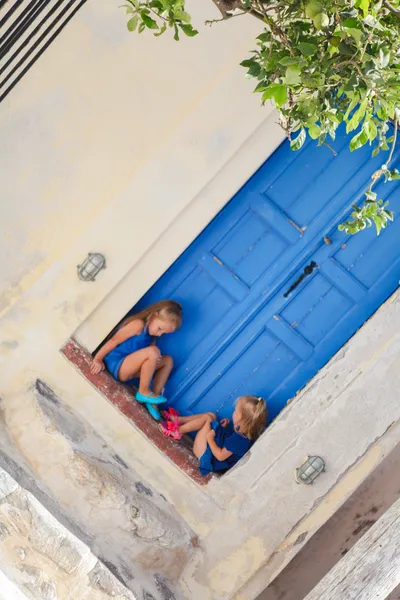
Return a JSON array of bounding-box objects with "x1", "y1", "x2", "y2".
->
[{"x1": 61, "y1": 338, "x2": 213, "y2": 485}]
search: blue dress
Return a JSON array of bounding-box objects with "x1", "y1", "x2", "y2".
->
[
  {"x1": 199, "y1": 420, "x2": 252, "y2": 476},
  {"x1": 104, "y1": 327, "x2": 152, "y2": 381}
]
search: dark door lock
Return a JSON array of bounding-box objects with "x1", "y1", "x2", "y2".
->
[{"x1": 283, "y1": 261, "x2": 317, "y2": 298}]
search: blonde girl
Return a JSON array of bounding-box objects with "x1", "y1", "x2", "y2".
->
[
  {"x1": 91, "y1": 300, "x2": 182, "y2": 420},
  {"x1": 160, "y1": 395, "x2": 267, "y2": 475}
]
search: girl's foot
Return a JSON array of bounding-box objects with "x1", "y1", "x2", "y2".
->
[
  {"x1": 161, "y1": 407, "x2": 180, "y2": 423},
  {"x1": 159, "y1": 420, "x2": 182, "y2": 441},
  {"x1": 136, "y1": 391, "x2": 167, "y2": 405},
  {"x1": 220, "y1": 418, "x2": 230, "y2": 428},
  {"x1": 145, "y1": 403, "x2": 161, "y2": 421}
]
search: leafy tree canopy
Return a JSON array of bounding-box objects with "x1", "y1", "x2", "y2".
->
[{"x1": 123, "y1": 0, "x2": 400, "y2": 235}]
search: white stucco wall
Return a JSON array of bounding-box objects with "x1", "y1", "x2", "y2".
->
[
  {"x1": 1, "y1": 1, "x2": 400, "y2": 599},
  {"x1": 0, "y1": 0, "x2": 263, "y2": 316}
]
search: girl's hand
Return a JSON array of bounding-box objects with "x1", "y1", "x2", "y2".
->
[
  {"x1": 157, "y1": 354, "x2": 162, "y2": 366},
  {"x1": 91, "y1": 358, "x2": 105, "y2": 375},
  {"x1": 206, "y1": 429, "x2": 216, "y2": 443},
  {"x1": 220, "y1": 418, "x2": 230, "y2": 428}
]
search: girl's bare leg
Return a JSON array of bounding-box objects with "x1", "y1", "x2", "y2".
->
[
  {"x1": 118, "y1": 346, "x2": 161, "y2": 395},
  {"x1": 152, "y1": 355, "x2": 174, "y2": 395},
  {"x1": 177, "y1": 412, "x2": 216, "y2": 435},
  {"x1": 193, "y1": 420, "x2": 213, "y2": 458}
]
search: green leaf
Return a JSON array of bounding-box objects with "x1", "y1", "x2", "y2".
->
[
  {"x1": 253, "y1": 81, "x2": 268, "y2": 93},
  {"x1": 290, "y1": 128, "x2": 306, "y2": 151},
  {"x1": 179, "y1": 11, "x2": 191, "y2": 23},
  {"x1": 308, "y1": 123, "x2": 321, "y2": 139},
  {"x1": 298, "y1": 42, "x2": 318, "y2": 56},
  {"x1": 372, "y1": 147, "x2": 380, "y2": 157},
  {"x1": 349, "y1": 129, "x2": 369, "y2": 151},
  {"x1": 355, "y1": 0, "x2": 369, "y2": 18},
  {"x1": 240, "y1": 59, "x2": 257, "y2": 68},
  {"x1": 364, "y1": 119, "x2": 377, "y2": 142},
  {"x1": 339, "y1": 41, "x2": 355, "y2": 55},
  {"x1": 365, "y1": 190, "x2": 377, "y2": 201},
  {"x1": 179, "y1": 23, "x2": 199, "y2": 37},
  {"x1": 342, "y1": 19, "x2": 364, "y2": 43},
  {"x1": 379, "y1": 47, "x2": 390, "y2": 68},
  {"x1": 279, "y1": 57, "x2": 300, "y2": 66},
  {"x1": 257, "y1": 31, "x2": 270, "y2": 43},
  {"x1": 342, "y1": 18, "x2": 362, "y2": 29},
  {"x1": 141, "y1": 14, "x2": 158, "y2": 29},
  {"x1": 373, "y1": 214, "x2": 384, "y2": 235},
  {"x1": 346, "y1": 98, "x2": 367, "y2": 133},
  {"x1": 127, "y1": 15, "x2": 139, "y2": 31},
  {"x1": 286, "y1": 65, "x2": 301, "y2": 85},
  {"x1": 154, "y1": 21, "x2": 167, "y2": 36},
  {"x1": 173, "y1": 23, "x2": 179, "y2": 40},
  {"x1": 344, "y1": 95, "x2": 359, "y2": 121},
  {"x1": 261, "y1": 84, "x2": 288, "y2": 107}
]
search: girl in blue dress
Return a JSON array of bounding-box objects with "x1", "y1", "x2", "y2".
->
[
  {"x1": 159, "y1": 395, "x2": 267, "y2": 475},
  {"x1": 90, "y1": 300, "x2": 182, "y2": 420}
]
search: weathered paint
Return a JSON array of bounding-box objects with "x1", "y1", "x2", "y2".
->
[
  {"x1": 62, "y1": 338, "x2": 212, "y2": 485},
  {"x1": 1, "y1": 0, "x2": 400, "y2": 598}
]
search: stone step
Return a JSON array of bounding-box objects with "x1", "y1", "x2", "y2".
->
[
  {"x1": 0, "y1": 379, "x2": 195, "y2": 600},
  {"x1": 0, "y1": 466, "x2": 137, "y2": 600}
]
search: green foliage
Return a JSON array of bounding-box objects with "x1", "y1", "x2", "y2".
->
[
  {"x1": 123, "y1": 0, "x2": 198, "y2": 39},
  {"x1": 124, "y1": 0, "x2": 400, "y2": 235},
  {"x1": 339, "y1": 166, "x2": 400, "y2": 234},
  {"x1": 241, "y1": 1, "x2": 400, "y2": 154}
]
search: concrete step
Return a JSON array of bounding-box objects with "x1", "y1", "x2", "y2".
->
[{"x1": 0, "y1": 379, "x2": 196, "y2": 600}]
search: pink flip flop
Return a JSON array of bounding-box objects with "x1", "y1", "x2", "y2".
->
[
  {"x1": 161, "y1": 407, "x2": 180, "y2": 422},
  {"x1": 159, "y1": 420, "x2": 182, "y2": 441}
]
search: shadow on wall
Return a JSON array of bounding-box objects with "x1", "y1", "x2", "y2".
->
[
  {"x1": 0, "y1": 380, "x2": 197, "y2": 600},
  {"x1": 257, "y1": 441, "x2": 400, "y2": 600}
]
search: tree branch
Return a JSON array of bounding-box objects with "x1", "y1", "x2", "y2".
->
[
  {"x1": 383, "y1": 0, "x2": 400, "y2": 17},
  {"x1": 208, "y1": 0, "x2": 265, "y2": 21},
  {"x1": 205, "y1": 11, "x2": 247, "y2": 25},
  {"x1": 387, "y1": 117, "x2": 398, "y2": 165}
]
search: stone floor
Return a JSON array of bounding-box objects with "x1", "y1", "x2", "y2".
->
[{"x1": 258, "y1": 443, "x2": 400, "y2": 600}]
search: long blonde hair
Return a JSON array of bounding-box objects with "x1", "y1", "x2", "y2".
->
[
  {"x1": 123, "y1": 299, "x2": 182, "y2": 330},
  {"x1": 236, "y1": 395, "x2": 267, "y2": 440},
  {"x1": 94, "y1": 300, "x2": 182, "y2": 357}
]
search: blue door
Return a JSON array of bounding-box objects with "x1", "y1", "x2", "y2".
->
[{"x1": 132, "y1": 127, "x2": 400, "y2": 421}]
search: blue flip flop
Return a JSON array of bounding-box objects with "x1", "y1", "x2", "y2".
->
[
  {"x1": 145, "y1": 403, "x2": 161, "y2": 421},
  {"x1": 136, "y1": 391, "x2": 167, "y2": 405}
]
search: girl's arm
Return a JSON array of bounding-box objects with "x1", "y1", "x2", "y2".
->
[
  {"x1": 90, "y1": 320, "x2": 144, "y2": 374},
  {"x1": 206, "y1": 430, "x2": 232, "y2": 462}
]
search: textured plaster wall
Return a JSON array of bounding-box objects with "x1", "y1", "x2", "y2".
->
[
  {"x1": 0, "y1": 0, "x2": 263, "y2": 316},
  {"x1": 0, "y1": 379, "x2": 195, "y2": 599},
  {"x1": 1, "y1": 0, "x2": 400, "y2": 598},
  {"x1": 0, "y1": 465, "x2": 144, "y2": 600}
]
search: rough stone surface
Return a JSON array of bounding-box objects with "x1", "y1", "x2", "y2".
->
[
  {"x1": 0, "y1": 468, "x2": 18, "y2": 500},
  {"x1": 0, "y1": 467, "x2": 137, "y2": 600},
  {"x1": 0, "y1": 380, "x2": 194, "y2": 599}
]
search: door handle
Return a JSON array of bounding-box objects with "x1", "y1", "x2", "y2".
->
[{"x1": 283, "y1": 261, "x2": 317, "y2": 298}]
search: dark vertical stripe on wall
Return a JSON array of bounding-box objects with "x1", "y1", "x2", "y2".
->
[{"x1": 0, "y1": 0, "x2": 88, "y2": 102}]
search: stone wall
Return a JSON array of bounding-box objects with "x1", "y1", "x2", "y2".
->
[
  {"x1": 0, "y1": 466, "x2": 138, "y2": 600},
  {"x1": 0, "y1": 380, "x2": 196, "y2": 600}
]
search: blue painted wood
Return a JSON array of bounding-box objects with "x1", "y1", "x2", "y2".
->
[{"x1": 131, "y1": 126, "x2": 400, "y2": 422}]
